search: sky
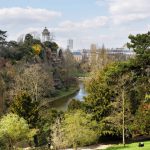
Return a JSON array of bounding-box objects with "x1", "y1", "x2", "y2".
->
[{"x1": 0, "y1": 0, "x2": 150, "y2": 50}]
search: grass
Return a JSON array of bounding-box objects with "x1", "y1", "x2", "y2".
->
[
  {"x1": 51, "y1": 86, "x2": 79, "y2": 101},
  {"x1": 104, "y1": 141, "x2": 150, "y2": 150}
]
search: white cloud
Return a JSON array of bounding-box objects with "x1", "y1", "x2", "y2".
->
[
  {"x1": 111, "y1": 13, "x2": 149, "y2": 24},
  {"x1": 109, "y1": 0, "x2": 150, "y2": 14},
  {"x1": 59, "y1": 16, "x2": 109, "y2": 30},
  {"x1": 96, "y1": 0, "x2": 150, "y2": 24},
  {"x1": 109, "y1": 0, "x2": 150, "y2": 24},
  {"x1": 3, "y1": 1, "x2": 150, "y2": 49},
  {"x1": 0, "y1": 7, "x2": 62, "y2": 26},
  {"x1": 13, "y1": 15, "x2": 109, "y2": 48}
]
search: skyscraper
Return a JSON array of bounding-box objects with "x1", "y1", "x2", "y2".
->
[{"x1": 67, "y1": 39, "x2": 73, "y2": 50}]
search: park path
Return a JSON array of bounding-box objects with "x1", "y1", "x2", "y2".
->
[
  {"x1": 66, "y1": 144, "x2": 112, "y2": 150},
  {"x1": 23, "y1": 144, "x2": 112, "y2": 150}
]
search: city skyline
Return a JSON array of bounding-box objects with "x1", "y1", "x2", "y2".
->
[{"x1": 0, "y1": 0, "x2": 150, "y2": 49}]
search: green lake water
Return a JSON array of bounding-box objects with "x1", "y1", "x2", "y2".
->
[{"x1": 49, "y1": 82, "x2": 87, "y2": 111}]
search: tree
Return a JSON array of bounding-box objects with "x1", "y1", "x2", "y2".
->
[
  {"x1": 127, "y1": 32, "x2": 150, "y2": 113},
  {"x1": 0, "y1": 113, "x2": 36, "y2": 149},
  {"x1": 7, "y1": 41, "x2": 18, "y2": 48},
  {"x1": 0, "y1": 76, "x2": 5, "y2": 115},
  {"x1": 68, "y1": 99, "x2": 84, "y2": 111},
  {"x1": 24, "y1": 34, "x2": 33, "y2": 46},
  {"x1": 132, "y1": 103, "x2": 150, "y2": 137},
  {"x1": 96, "y1": 44, "x2": 109, "y2": 70},
  {"x1": 62, "y1": 110, "x2": 98, "y2": 150},
  {"x1": 38, "y1": 109, "x2": 62, "y2": 146},
  {"x1": 127, "y1": 32, "x2": 150, "y2": 55},
  {"x1": 84, "y1": 31, "x2": 150, "y2": 143},
  {"x1": 85, "y1": 69, "x2": 115, "y2": 123},
  {"x1": 90, "y1": 44, "x2": 97, "y2": 70},
  {"x1": 43, "y1": 41, "x2": 58, "y2": 52},
  {"x1": 0, "y1": 30, "x2": 7, "y2": 46},
  {"x1": 10, "y1": 92, "x2": 40, "y2": 146},
  {"x1": 85, "y1": 63, "x2": 133, "y2": 140},
  {"x1": 32, "y1": 44, "x2": 42, "y2": 55},
  {"x1": 102, "y1": 73, "x2": 133, "y2": 146},
  {"x1": 10, "y1": 92, "x2": 39, "y2": 128},
  {"x1": 51, "y1": 117, "x2": 65, "y2": 149},
  {"x1": 11, "y1": 64, "x2": 54, "y2": 102},
  {"x1": 62, "y1": 49, "x2": 78, "y2": 88}
]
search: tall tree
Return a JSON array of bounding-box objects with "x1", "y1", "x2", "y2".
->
[
  {"x1": 96, "y1": 44, "x2": 109, "y2": 70},
  {"x1": 0, "y1": 30, "x2": 7, "y2": 46},
  {"x1": 62, "y1": 49, "x2": 78, "y2": 88},
  {"x1": 127, "y1": 32, "x2": 150, "y2": 55},
  {"x1": 90, "y1": 44, "x2": 97, "y2": 70},
  {"x1": 102, "y1": 73, "x2": 133, "y2": 146},
  {"x1": 51, "y1": 117, "x2": 65, "y2": 149},
  {"x1": 0, "y1": 76, "x2": 5, "y2": 115},
  {"x1": 11, "y1": 64, "x2": 54, "y2": 102},
  {"x1": 85, "y1": 31, "x2": 150, "y2": 141},
  {"x1": 85, "y1": 69, "x2": 115, "y2": 123}
]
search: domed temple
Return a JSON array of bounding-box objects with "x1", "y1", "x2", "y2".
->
[{"x1": 42, "y1": 27, "x2": 50, "y2": 42}]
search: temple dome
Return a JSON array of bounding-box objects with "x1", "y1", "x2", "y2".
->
[
  {"x1": 42, "y1": 27, "x2": 50, "y2": 42},
  {"x1": 42, "y1": 27, "x2": 50, "y2": 35}
]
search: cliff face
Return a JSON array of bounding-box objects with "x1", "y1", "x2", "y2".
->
[
  {"x1": 28, "y1": 46, "x2": 65, "y2": 90},
  {"x1": 43, "y1": 47, "x2": 65, "y2": 89}
]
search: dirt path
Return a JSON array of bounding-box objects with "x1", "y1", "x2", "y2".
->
[
  {"x1": 23, "y1": 144, "x2": 112, "y2": 150},
  {"x1": 66, "y1": 144, "x2": 112, "y2": 150}
]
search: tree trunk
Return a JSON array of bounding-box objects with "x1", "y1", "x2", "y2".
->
[
  {"x1": 35, "y1": 83, "x2": 38, "y2": 102},
  {"x1": 8, "y1": 138, "x2": 13, "y2": 150},
  {"x1": 122, "y1": 90, "x2": 125, "y2": 147},
  {"x1": 73, "y1": 142, "x2": 77, "y2": 150},
  {"x1": 34, "y1": 135, "x2": 38, "y2": 147}
]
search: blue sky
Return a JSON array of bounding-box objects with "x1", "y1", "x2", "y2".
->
[{"x1": 0, "y1": 0, "x2": 150, "y2": 49}]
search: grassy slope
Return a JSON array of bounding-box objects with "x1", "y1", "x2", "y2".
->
[
  {"x1": 104, "y1": 141, "x2": 150, "y2": 150},
  {"x1": 39, "y1": 86, "x2": 79, "y2": 109},
  {"x1": 50, "y1": 86, "x2": 79, "y2": 101}
]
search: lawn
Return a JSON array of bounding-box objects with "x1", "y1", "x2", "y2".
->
[{"x1": 104, "y1": 141, "x2": 150, "y2": 150}]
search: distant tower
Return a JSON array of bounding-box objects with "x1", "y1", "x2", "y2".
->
[
  {"x1": 42, "y1": 27, "x2": 50, "y2": 42},
  {"x1": 90, "y1": 44, "x2": 97, "y2": 65},
  {"x1": 67, "y1": 39, "x2": 73, "y2": 50}
]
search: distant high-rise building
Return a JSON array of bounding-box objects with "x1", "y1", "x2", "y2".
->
[
  {"x1": 42, "y1": 27, "x2": 50, "y2": 42},
  {"x1": 67, "y1": 39, "x2": 73, "y2": 50}
]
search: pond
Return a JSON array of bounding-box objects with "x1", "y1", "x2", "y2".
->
[{"x1": 49, "y1": 82, "x2": 87, "y2": 111}]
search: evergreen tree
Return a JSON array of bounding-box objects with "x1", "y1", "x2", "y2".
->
[
  {"x1": 10, "y1": 92, "x2": 40, "y2": 146},
  {"x1": 0, "y1": 30, "x2": 7, "y2": 46},
  {"x1": 10, "y1": 92, "x2": 39, "y2": 128}
]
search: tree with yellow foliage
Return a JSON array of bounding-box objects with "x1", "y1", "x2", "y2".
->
[{"x1": 32, "y1": 44, "x2": 42, "y2": 55}]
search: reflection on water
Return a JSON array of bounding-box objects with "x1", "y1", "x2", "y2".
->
[
  {"x1": 74, "y1": 83, "x2": 87, "y2": 101},
  {"x1": 49, "y1": 82, "x2": 87, "y2": 111}
]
